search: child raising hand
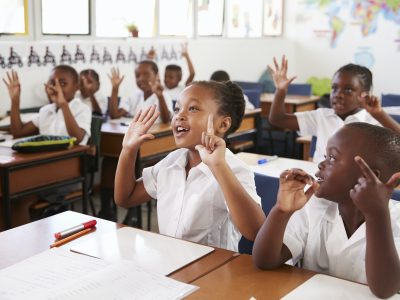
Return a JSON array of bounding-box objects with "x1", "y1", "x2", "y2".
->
[{"x1": 114, "y1": 81, "x2": 265, "y2": 251}]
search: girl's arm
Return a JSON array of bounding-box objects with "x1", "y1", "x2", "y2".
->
[
  {"x1": 114, "y1": 105, "x2": 160, "y2": 208},
  {"x1": 3, "y1": 70, "x2": 38, "y2": 137},
  {"x1": 81, "y1": 75, "x2": 102, "y2": 114},
  {"x1": 361, "y1": 95, "x2": 400, "y2": 133},
  {"x1": 151, "y1": 76, "x2": 171, "y2": 123},
  {"x1": 350, "y1": 157, "x2": 400, "y2": 298},
  {"x1": 182, "y1": 43, "x2": 195, "y2": 86},
  {"x1": 253, "y1": 169, "x2": 318, "y2": 269},
  {"x1": 108, "y1": 67, "x2": 127, "y2": 119},
  {"x1": 196, "y1": 116, "x2": 264, "y2": 240},
  {"x1": 268, "y1": 56, "x2": 300, "y2": 131}
]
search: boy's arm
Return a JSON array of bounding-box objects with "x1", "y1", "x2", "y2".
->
[
  {"x1": 114, "y1": 105, "x2": 160, "y2": 208},
  {"x1": 151, "y1": 77, "x2": 171, "y2": 123},
  {"x1": 254, "y1": 168, "x2": 317, "y2": 269},
  {"x1": 182, "y1": 44, "x2": 195, "y2": 86},
  {"x1": 108, "y1": 68, "x2": 127, "y2": 119},
  {"x1": 361, "y1": 95, "x2": 400, "y2": 133},
  {"x1": 268, "y1": 56, "x2": 300, "y2": 131},
  {"x1": 3, "y1": 70, "x2": 38, "y2": 137},
  {"x1": 350, "y1": 157, "x2": 400, "y2": 298}
]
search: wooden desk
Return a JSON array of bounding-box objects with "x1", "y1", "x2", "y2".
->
[
  {"x1": 0, "y1": 211, "x2": 238, "y2": 285},
  {"x1": 0, "y1": 145, "x2": 89, "y2": 229},
  {"x1": 188, "y1": 254, "x2": 315, "y2": 299},
  {"x1": 261, "y1": 93, "x2": 320, "y2": 118}
]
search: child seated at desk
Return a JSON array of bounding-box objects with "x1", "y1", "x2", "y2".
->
[
  {"x1": 114, "y1": 81, "x2": 265, "y2": 251},
  {"x1": 108, "y1": 61, "x2": 172, "y2": 124},
  {"x1": 78, "y1": 69, "x2": 108, "y2": 115},
  {"x1": 269, "y1": 56, "x2": 400, "y2": 163},
  {"x1": 3, "y1": 66, "x2": 91, "y2": 145},
  {"x1": 253, "y1": 123, "x2": 400, "y2": 298},
  {"x1": 210, "y1": 70, "x2": 255, "y2": 110}
]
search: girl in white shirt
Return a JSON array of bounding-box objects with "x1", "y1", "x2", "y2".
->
[{"x1": 114, "y1": 81, "x2": 265, "y2": 251}]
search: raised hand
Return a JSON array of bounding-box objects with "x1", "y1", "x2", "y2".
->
[
  {"x1": 147, "y1": 47, "x2": 156, "y2": 60},
  {"x1": 350, "y1": 156, "x2": 400, "y2": 218},
  {"x1": 150, "y1": 75, "x2": 163, "y2": 96},
  {"x1": 122, "y1": 105, "x2": 160, "y2": 151},
  {"x1": 45, "y1": 78, "x2": 67, "y2": 107},
  {"x1": 3, "y1": 70, "x2": 21, "y2": 103},
  {"x1": 81, "y1": 75, "x2": 97, "y2": 96},
  {"x1": 108, "y1": 67, "x2": 124, "y2": 89},
  {"x1": 276, "y1": 168, "x2": 318, "y2": 213},
  {"x1": 270, "y1": 55, "x2": 297, "y2": 91},
  {"x1": 181, "y1": 42, "x2": 189, "y2": 58},
  {"x1": 359, "y1": 92, "x2": 382, "y2": 115},
  {"x1": 195, "y1": 114, "x2": 226, "y2": 167}
]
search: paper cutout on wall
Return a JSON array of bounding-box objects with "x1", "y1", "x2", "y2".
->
[
  {"x1": 128, "y1": 47, "x2": 137, "y2": 63},
  {"x1": 43, "y1": 47, "x2": 56, "y2": 66},
  {"x1": 169, "y1": 46, "x2": 177, "y2": 60},
  {"x1": 28, "y1": 46, "x2": 41, "y2": 67},
  {"x1": 90, "y1": 46, "x2": 100, "y2": 63},
  {"x1": 8, "y1": 47, "x2": 23, "y2": 68},
  {"x1": 1, "y1": 53, "x2": 7, "y2": 68},
  {"x1": 60, "y1": 45, "x2": 72, "y2": 64},
  {"x1": 161, "y1": 46, "x2": 169, "y2": 60},
  {"x1": 140, "y1": 47, "x2": 147, "y2": 61},
  {"x1": 116, "y1": 47, "x2": 126, "y2": 63},
  {"x1": 102, "y1": 47, "x2": 113, "y2": 64},
  {"x1": 74, "y1": 45, "x2": 86, "y2": 63}
]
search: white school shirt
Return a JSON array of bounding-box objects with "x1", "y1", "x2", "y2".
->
[
  {"x1": 31, "y1": 98, "x2": 91, "y2": 145},
  {"x1": 164, "y1": 85, "x2": 184, "y2": 102},
  {"x1": 142, "y1": 148, "x2": 261, "y2": 251},
  {"x1": 243, "y1": 94, "x2": 255, "y2": 110},
  {"x1": 119, "y1": 90, "x2": 173, "y2": 124},
  {"x1": 295, "y1": 108, "x2": 381, "y2": 163},
  {"x1": 76, "y1": 90, "x2": 108, "y2": 115},
  {"x1": 283, "y1": 196, "x2": 400, "y2": 284}
]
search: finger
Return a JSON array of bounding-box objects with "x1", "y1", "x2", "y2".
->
[
  {"x1": 195, "y1": 144, "x2": 205, "y2": 153},
  {"x1": 142, "y1": 104, "x2": 156, "y2": 124},
  {"x1": 354, "y1": 156, "x2": 377, "y2": 181},
  {"x1": 6, "y1": 71, "x2": 12, "y2": 82},
  {"x1": 208, "y1": 136, "x2": 216, "y2": 151},
  {"x1": 138, "y1": 106, "x2": 153, "y2": 122},
  {"x1": 304, "y1": 182, "x2": 318, "y2": 199},
  {"x1": 201, "y1": 131, "x2": 205, "y2": 145},
  {"x1": 2, "y1": 78, "x2": 9, "y2": 88},
  {"x1": 281, "y1": 55, "x2": 285, "y2": 70},
  {"x1": 288, "y1": 76, "x2": 297, "y2": 85},
  {"x1": 279, "y1": 169, "x2": 292, "y2": 179},
  {"x1": 386, "y1": 171, "x2": 400, "y2": 189},
  {"x1": 273, "y1": 57, "x2": 279, "y2": 71},
  {"x1": 132, "y1": 109, "x2": 142, "y2": 122},
  {"x1": 207, "y1": 114, "x2": 214, "y2": 136}
]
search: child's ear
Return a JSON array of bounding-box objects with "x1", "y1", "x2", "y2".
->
[{"x1": 216, "y1": 116, "x2": 231, "y2": 135}]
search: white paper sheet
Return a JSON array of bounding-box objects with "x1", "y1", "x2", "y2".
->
[
  {"x1": 71, "y1": 227, "x2": 215, "y2": 275},
  {"x1": 281, "y1": 274, "x2": 400, "y2": 300},
  {"x1": 0, "y1": 248, "x2": 197, "y2": 300}
]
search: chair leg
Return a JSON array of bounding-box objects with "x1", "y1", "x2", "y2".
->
[{"x1": 123, "y1": 205, "x2": 142, "y2": 228}]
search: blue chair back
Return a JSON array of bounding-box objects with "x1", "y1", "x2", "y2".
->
[
  {"x1": 243, "y1": 88, "x2": 262, "y2": 108},
  {"x1": 382, "y1": 94, "x2": 400, "y2": 107},
  {"x1": 235, "y1": 81, "x2": 263, "y2": 91},
  {"x1": 392, "y1": 189, "x2": 400, "y2": 201},
  {"x1": 390, "y1": 114, "x2": 400, "y2": 124},
  {"x1": 287, "y1": 83, "x2": 312, "y2": 96},
  {"x1": 310, "y1": 136, "x2": 317, "y2": 159},
  {"x1": 238, "y1": 173, "x2": 279, "y2": 254}
]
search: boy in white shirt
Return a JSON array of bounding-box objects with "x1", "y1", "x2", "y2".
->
[
  {"x1": 108, "y1": 61, "x2": 172, "y2": 124},
  {"x1": 114, "y1": 81, "x2": 265, "y2": 251},
  {"x1": 253, "y1": 123, "x2": 400, "y2": 298},
  {"x1": 3, "y1": 66, "x2": 91, "y2": 145},
  {"x1": 78, "y1": 69, "x2": 108, "y2": 115}
]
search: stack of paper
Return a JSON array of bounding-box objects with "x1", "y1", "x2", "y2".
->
[{"x1": 0, "y1": 248, "x2": 197, "y2": 300}]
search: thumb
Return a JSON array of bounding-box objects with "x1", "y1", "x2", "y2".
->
[
  {"x1": 304, "y1": 181, "x2": 319, "y2": 199},
  {"x1": 195, "y1": 144, "x2": 205, "y2": 152},
  {"x1": 386, "y1": 172, "x2": 400, "y2": 189},
  {"x1": 139, "y1": 133, "x2": 155, "y2": 142}
]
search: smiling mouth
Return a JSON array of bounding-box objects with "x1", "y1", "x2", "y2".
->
[{"x1": 174, "y1": 125, "x2": 189, "y2": 137}]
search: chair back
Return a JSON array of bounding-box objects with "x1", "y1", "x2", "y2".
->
[
  {"x1": 381, "y1": 94, "x2": 400, "y2": 107},
  {"x1": 238, "y1": 172, "x2": 279, "y2": 254},
  {"x1": 243, "y1": 88, "x2": 262, "y2": 108},
  {"x1": 287, "y1": 83, "x2": 312, "y2": 96},
  {"x1": 392, "y1": 189, "x2": 400, "y2": 201},
  {"x1": 88, "y1": 115, "x2": 104, "y2": 173},
  {"x1": 235, "y1": 81, "x2": 263, "y2": 91},
  {"x1": 310, "y1": 136, "x2": 317, "y2": 159}
]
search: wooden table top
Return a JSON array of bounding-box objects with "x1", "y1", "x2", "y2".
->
[{"x1": 188, "y1": 254, "x2": 316, "y2": 299}]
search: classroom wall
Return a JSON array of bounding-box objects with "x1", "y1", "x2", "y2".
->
[{"x1": 0, "y1": 38, "x2": 294, "y2": 117}]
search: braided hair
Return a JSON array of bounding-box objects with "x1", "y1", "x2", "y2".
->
[
  {"x1": 190, "y1": 80, "x2": 245, "y2": 137},
  {"x1": 335, "y1": 63, "x2": 373, "y2": 92}
]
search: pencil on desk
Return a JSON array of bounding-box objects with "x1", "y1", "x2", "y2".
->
[{"x1": 50, "y1": 227, "x2": 93, "y2": 248}]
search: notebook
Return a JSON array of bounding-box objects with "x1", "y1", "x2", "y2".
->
[{"x1": 71, "y1": 227, "x2": 214, "y2": 275}]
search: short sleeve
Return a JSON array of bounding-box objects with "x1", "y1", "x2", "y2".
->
[
  {"x1": 295, "y1": 110, "x2": 319, "y2": 137},
  {"x1": 283, "y1": 208, "x2": 309, "y2": 264},
  {"x1": 72, "y1": 103, "x2": 92, "y2": 145},
  {"x1": 142, "y1": 160, "x2": 163, "y2": 199},
  {"x1": 161, "y1": 91, "x2": 173, "y2": 113},
  {"x1": 31, "y1": 112, "x2": 40, "y2": 127},
  {"x1": 95, "y1": 92, "x2": 108, "y2": 115}
]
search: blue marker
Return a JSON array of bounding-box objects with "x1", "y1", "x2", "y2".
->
[{"x1": 257, "y1": 155, "x2": 278, "y2": 165}]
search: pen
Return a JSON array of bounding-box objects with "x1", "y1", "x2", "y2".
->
[
  {"x1": 54, "y1": 219, "x2": 97, "y2": 239},
  {"x1": 50, "y1": 227, "x2": 94, "y2": 248},
  {"x1": 257, "y1": 155, "x2": 278, "y2": 165}
]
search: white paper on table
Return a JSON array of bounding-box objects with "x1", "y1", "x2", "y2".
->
[
  {"x1": 71, "y1": 227, "x2": 214, "y2": 275},
  {"x1": 0, "y1": 113, "x2": 38, "y2": 127},
  {"x1": 281, "y1": 274, "x2": 400, "y2": 300}
]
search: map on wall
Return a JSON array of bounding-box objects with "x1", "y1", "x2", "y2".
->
[{"x1": 302, "y1": 0, "x2": 400, "y2": 48}]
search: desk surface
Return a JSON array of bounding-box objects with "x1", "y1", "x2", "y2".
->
[
  {"x1": 0, "y1": 211, "x2": 237, "y2": 284},
  {"x1": 261, "y1": 93, "x2": 320, "y2": 105},
  {"x1": 188, "y1": 254, "x2": 315, "y2": 299}
]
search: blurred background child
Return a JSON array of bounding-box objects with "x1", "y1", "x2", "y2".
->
[{"x1": 78, "y1": 69, "x2": 108, "y2": 116}]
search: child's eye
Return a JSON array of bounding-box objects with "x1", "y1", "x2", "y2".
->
[
  {"x1": 188, "y1": 106, "x2": 199, "y2": 112},
  {"x1": 173, "y1": 107, "x2": 180, "y2": 114},
  {"x1": 344, "y1": 88, "x2": 353, "y2": 94},
  {"x1": 328, "y1": 154, "x2": 336, "y2": 162}
]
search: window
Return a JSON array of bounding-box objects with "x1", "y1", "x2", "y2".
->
[
  {"x1": 0, "y1": 0, "x2": 28, "y2": 34},
  {"x1": 159, "y1": 0, "x2": 193, "y2": 36},
  {"x1": 226, "y1": 0, "x2": 262, "y2": 38},
  {"x1": 41, "y1": 0, "x2": 89, "y2": 35},
  {"x1": 263, "y1": 0, "x2": 283, "y2": 36},
  {"x1": 197, "y1": 0, "x2": 224, "y2": 36},
  {"x1": 96, "y1": 0, "x2": 156, "y2": 38}
]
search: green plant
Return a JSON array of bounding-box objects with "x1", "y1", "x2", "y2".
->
[{"x1": 126, "y1": 23, "x2": 138, "y2": 32}]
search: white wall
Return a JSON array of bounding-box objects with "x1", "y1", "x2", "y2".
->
[{"x1": 0, "y1": 38, "x2": 293, "y2": 117}]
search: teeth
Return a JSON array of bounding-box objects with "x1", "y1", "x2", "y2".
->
[{"x1": 177, "y1": 126, "x2": 188, "y2": 132}]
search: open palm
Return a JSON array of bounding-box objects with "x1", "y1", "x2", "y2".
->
[{"x1": 271, "y1": 55, "x2": 296, "y2": 91}]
